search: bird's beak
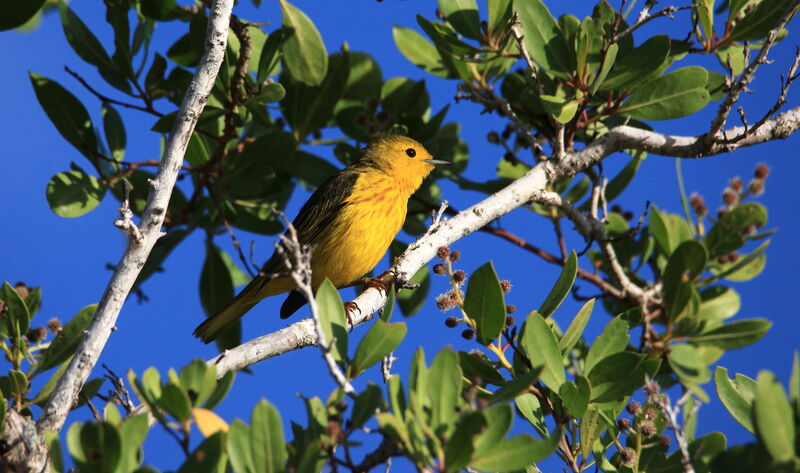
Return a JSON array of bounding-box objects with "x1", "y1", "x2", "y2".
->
[{"x1": 424, "y1": 159, "x2": 452, "y2": 166}]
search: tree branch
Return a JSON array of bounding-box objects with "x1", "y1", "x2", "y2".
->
[
  {"x1": 36, "y1": 0, "x2": 234, "y2": 438},
  {"x1": 207, "y1": 106, "x2": 800, "y2": 376}
]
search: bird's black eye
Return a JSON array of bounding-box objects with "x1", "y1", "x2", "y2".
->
[{"x1": 405, "y1": 148, "x2": 416, "y2": 158}]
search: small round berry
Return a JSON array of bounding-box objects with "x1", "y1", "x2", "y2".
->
[
  {"x1": 659, "y1": 435, "x2": 671, "y2": 448},
  {"x1": 453, "y1": 270, "x2": 467, "y2": 283},
  {"x1": 433, "y1": 264, "x2": 446, "y2": 275},
  {"x1": 449, "y1": 250, "x2": 461, "y2": 262},
  {"x1": 722, "y1": 188, "x2": 738, "y2": 207},
  {"x1": 754, "y1": 163, "x2": 770, "y2": 179},
  {"x1": 617, "y1": 418, "x2": 631, "y2": 430},
  {"x1": 461, "y1": 329, "x2": 475, "y2": 340},
  {"x1": 505, "y1": 315, "x2": 516, "y2": 326},
  {"x1": 505, "y1": 304, "x2": 516, "y2": 314},
  {"x1": 748, "y1": 178, "x2": 765, "y2": 195},
  {"x1": 499, "y1": 280, "x2": 512, "y2": 293},
  {"x1": 620, "y1": 447, "x2": 636, "y2": 465},
  {"x1": 626, "y1": 401, "x2": 641, "y2": 415},
  {"x1": 638, "y1": 420, "x2": 656, "y2": 438},
  {"x1": 445, "y1": 317, "x2": 458, "y2": 328},
  {"x1": 487, "y1": 131, "x2": 500, "y2": 144},
  {"x1": 26, "y1": 326, "x2": 47, "y2": 343},
  {"x1": 47, "y1": 318, "x2": 62, "y2": 333},
  {"x1": 730, "y1": 177, "x2": 744, "y2": 193},
  {"x1": 437, "y1": 246, "x2": 450, "y2": 261}
]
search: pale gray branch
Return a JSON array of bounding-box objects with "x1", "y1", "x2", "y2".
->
[
  {"x1": 36, "y1": 0, "x2": 234, "y2": 439},
  {"x1": 206, "y1": 106, "x2": 800, "y2": 377}
]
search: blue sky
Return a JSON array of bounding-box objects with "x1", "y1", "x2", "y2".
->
[{"x1": 1, "y1": 0, "x2": 799, "y2": 470}]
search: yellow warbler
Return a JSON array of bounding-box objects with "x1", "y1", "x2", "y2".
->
[{"x1": 194, "y1": 136, "x2": 448, "y2": 342}]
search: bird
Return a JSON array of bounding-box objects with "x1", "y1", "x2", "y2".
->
[{"x1": 194, "y1": 135, "x2": 450, "y2": 343}]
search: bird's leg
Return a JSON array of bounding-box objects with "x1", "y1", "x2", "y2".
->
[
  {"x1": 342, "y1": 301, "x2": 361, "y2": 330},
  {"x1": 350, "y1": 269, "x2": 396, "y2": 295}
]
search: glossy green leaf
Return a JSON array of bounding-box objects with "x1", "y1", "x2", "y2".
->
[
  {"x1": 472, "y1": 432, "x2": 561, "y2": 470},
  {"x1": 580, "y1": 407, "x2": 606, "y2": 458},
  {"x1": 712, "y1": 249, "x2": 768, "y2": 282},
  {"x1": 663, "y1": 240, "x2": 708, "y2": 317},
  {"x1": 59, "y1": 2, "x2": 114, "y2": 70},
  {"x1": 521, "y1": 312, "x2": 565, "y2": 389},
  {"x1": 315, "y1": 279, "x2": 348, "y2": 363},
  {"x1": 381, "y1": 283, "x2": 395, "y2": 322},
  {"x1": 706, "y1": 202, "x2": 768, "y2": 257},
  {"x1": 0, "y1": 0, "x2": 46, "y2": 30},
  {"x1": 754, "y1": 371, "x2": 795, "y2": 462},
  {"x1": 279, "y1": 0, "x2": 328, "y2": 86},
  {"x1": 490, "y1": 367, "x2": 542, "y2": 404},
  {"x1": 257, "y1": 30, "x2": 284, "y2": 84},
  {"x1": 159, "y1": 383, "x2": 192, "y2": 423},
  {"x1": 227, "y1": 420, "x2": 254, "y2": 473},
  {"x1": 251, "y1": 399, "x2": 287, "y2": 473},
  {"x1": 559, "y1": 375, "x2": 591, "y2": 418},
  {"x1": 730, "y1": 0, "x2": 798, "y2": 41},
  {"x1": 540, "y1": 94, "x2": 579, "y2": 123},
  {"x1": 351, "y1": 320, "x2": 407, "y2": 378},
  {"x1": 178, "y1": 432, "x2": 225, "y2": 473},
  {"x1": 30, "y1": 73, "x2": 98, "y2": 158},
  {"x1": 445, "y1": 411, "x2": 486, "y2": 471},
  {"x1": 350, "y1": 383, "x2": 382, "y2": 430},
  {"x1": 78, "y1": 421, "x2": 122, "y2": 473},
  {"x1": 715, "y1": 366, "x2": 756, "y2": 433},
  {"x1": 669, "y1": 344, "x2": 711, "y2": 385},
  {"x1": 590, "y1": 43, "x2": 618, "y2": 94},
  {"x1": 0, "y1": 282, "x2": 31, "y2": 337},
  {"x1": 791, "y1": 351, "x2": 800, "y2": 413},
  {"x1": 515, "y1": 393, "x2": 547, "y2": 437},
  {"x1": 589, "y1": 352, "x2": 660, "y2": 402},
  {"x1": 393, "y1": 26, "x2": 454, "y2": 79},
  {"x1": 34, "y1": 304, "x2": 96, "y2": 376},
  {"x1": 459, "y1": 351, "x2": 506, "y2": 386},
  {"x1": 439, "y1": 0, "x2": 481, "y2": 39},
  {"x1": 46, "y1": 170, "x2": 106, "y2": 218},
  {"x1": 698, "y1": 286, "x2": 741, "y2": 325},
  {"x1": 204, "y1": 370, "x2": 235, "y2": 411},
  {"x1": 488, "y1": 0, "x2": 513, "y2": 34},
  {"x1": 689, "y1": 318, "x2": 771, "y2": 350},
  {"x1": 101, "y1": 103, "x2": 126, "y2": 162},
  {"x1": 344, "y1": 51, "x2": 383, "y2": 100},
  {"x1": 559, "y1": 298, "x2": 594, "y2": 356},
  {"x1": 619, "y1": 67, "x2": 710, "y2": 120},
  {"x1": 179, "y1": 359, "x2": 217, "y2": 407},
  {"x1": 585, "y1": 317, "x2": 630, "y2": 373},
  {"x1": 464, "y1": 261, "x2": 506, "y2": 344},
  {"x1": 474, "y1": 404, "x2": 512, "y2": 451},
  {"x1": 514, "y1": 0, "x2": 574, "y2": 73},
  {"x1": 427, "y1": 348, "x2": 462, "y2": 434},
  {"x1": 539, "y1": 250, "x2": 577, "y2": 318}
]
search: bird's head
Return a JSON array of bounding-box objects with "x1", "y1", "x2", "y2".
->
[{"x1": 359, "y1": 136, "x2": 450, "y2": 192}]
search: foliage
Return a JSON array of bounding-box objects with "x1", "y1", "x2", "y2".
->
[{"x1": 2, "y1": 0, "x2": 800, "y2": 471}]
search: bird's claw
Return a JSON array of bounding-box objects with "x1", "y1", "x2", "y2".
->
[{"x1": 343, "y1": 301, "x2": 360, "y2": 331}]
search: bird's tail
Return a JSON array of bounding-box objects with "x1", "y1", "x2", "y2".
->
[{"x1": 194, "y1": 277, "x2": 265, "y2": 343}]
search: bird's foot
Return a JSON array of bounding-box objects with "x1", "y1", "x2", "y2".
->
[
  {"x1": 343, "y1": 301, "x2": 360, "y2": 330},
  {"x1": 356, "y1": 270, "x2": 395, "y2": 295}
]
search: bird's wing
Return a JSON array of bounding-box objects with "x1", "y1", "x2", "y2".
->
[{"x1": 260, "y1": 169, "x2": 359, "y2": 276}]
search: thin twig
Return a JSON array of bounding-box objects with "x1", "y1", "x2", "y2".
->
[
  {"x1": 613, "y1": 5, "x2": 693, "y2": 43},
  {"x1": 646, "y1": 378, "x2": 696, "y2": 473}
]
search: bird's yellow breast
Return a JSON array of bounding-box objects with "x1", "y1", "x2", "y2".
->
[{"x1": 310, "y1": 171, "x2": 408, "y2": 288}]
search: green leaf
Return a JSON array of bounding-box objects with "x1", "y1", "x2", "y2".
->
[
  {"x1": 344, "y1": 51, "x2": 383, "y2": 100},
  {"x1": 59, "y1": 2, "x2": 115, "y2": 70},
  {"x1": 514, "y1": 0, "x2": 574, "y2": 74},
  {"x1": 580, "y1": 407, "x2": 606, "y2": 458},
  {"x1": 78, "y1": 422, "x2": 122, "y2": 473},
  {"x1": 539, "y1": 250, "x2": 577, "y2": 318},
  {"x1": 393, "y1": 26, "x2": 455, "y2": 79},
  {"x1": 689, "y1": 318, "x2": 771, "y2": 350},
  {"x1": 315, "y1": 279, "x2": 348, "y2": 363},
  {"x1": 618, "y1": 67, "x2": 711, "y2": 120},
  {"x1": 445, "y1": 411, "x2": 486, "y2": 471},
  {"x1": 471, "y1": 432, "x2": 560, "y2": 470},
  {"x1": 204, "y1": 370, "x2": 235, "y2": 411},
  {"x1": 279, "y1": 0, "x2": 328, "y2": 86},
  {"x1": 791, "y1": 351, "x2": 800, "y2": 414},
  {"x1": 0, "y1": 282, "x2": 31, "y2": 337},
  {"x1": 584, "y1": 317, "x2": 629, "y2": 373},
  {"x1": 754, "y1": 371, "x2": 795, "y2": 463},
  {"x1": 101, "y1": 104, "x2": 126, "y2": 162},
  {"x1": 178, "y1": 432, "x2": 225, "y2": 473},
  {"x1": 463, "y1": 261, "x2": 506, "y2": 344},
  {"x1": 706, "y1": 203, "x2": 768, "y2": 257},
  {"x1": 714, "y1": 366, "x2": 756, "y2": 433},
  {"x1": 199, "y1": 242, "x2": 237, "y2": 351},
  {"x1": 488, "y1": 0, "x2": 513, "y2": 34},
  {"x1": 0, "y1": 0, "x2": 46, "y2": 30},
  {"x1": 459, "y1": 352, "x2": 507, "y2": 386},
  {"x1": 668, "y1": 344, "x2": 711, "y2": 385},
  {"x1": 350, "y1": 383, "x2": 382, "y2": 430},
  {"x1": 439, "y1": 0, "x2": 482, "y2": 39},
  {"x1": 351, "y1": 320, "x2": 407, "y2": 378},
  {"x1": 381, "y1": 283, "x2": 395, "y2": 322},
  {"x1": 540, "y1": 94, "x2": 579, "y2": 124},
  {"x1": 663, "y1": 240, "x2": 708, "y2": 319},
  {"x1": 559, "y1": 375, "x2": 591, "y2": 418},
  {"x1": 474, "y1": 404, "x2": 512, "y2": 451},
  {"x1": 559, "y1": 298, "x2": 594, "y2": 356},
  {"x1": 427, "y1": 349, "x2": 462, "y2": 435},
  {"x1": 730, "y1": 0, "x2": 798, "y2": 41},
  {"x1": 697, "y1": 286, "x2": 740, "y2": 325},
  {"x1": 250, "y1": 399, "x2": 288, "y2": 473},
  {"x1": 46, "y1": 170, "x2": 106, "y2": 218},
  {"x1": 227, "y1": 420, "x2": 254, "y2": 473},
  {"x1": 711, "y1": 247, "x2": 768, "y2": 282},
  {"x1": 490, "y1": 367, "x2": 542, "y2": 404},
  {"x1": 521, "y1": 312, "x2": 565, "y2": 389},
  {"x1": 257, "y1": 30, "x2": 284, "y2": 84},
  {"x1": 590, "y1": 43, "x2": 618, "y2": 94},
  {"x1": 515, "y1": 393, "x2": 547, "y2": 437},
  {"x1": 30, "y1": 73, "x2": 98, "y2": 158},
  {"x1": 589, "y1": 352, "x2": 660, "y2": 402},
  {"x1": 179, "y1": 359, "x2": 217, "y2": 407},
  {"x1": 159, "y1": 383, "x2": 192, "y2": 423},
  {"x1": 34, "y1": 304, "x2": 96, "y2": 376}
]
